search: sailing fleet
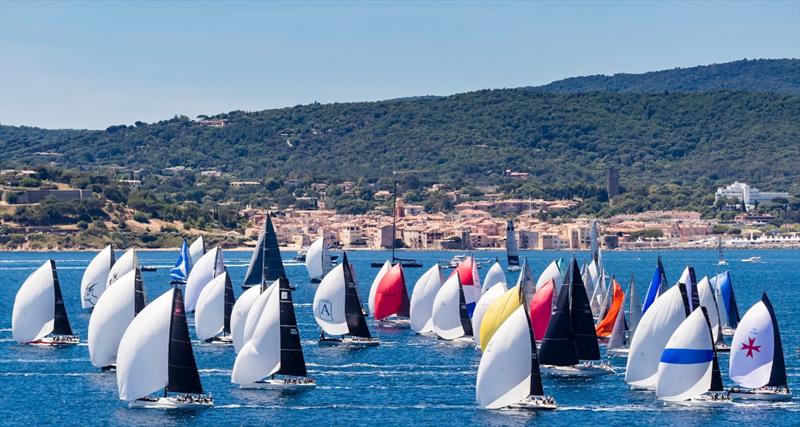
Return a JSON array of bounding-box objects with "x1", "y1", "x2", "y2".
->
[{"x1": 9, "y1": 215, "x2": 791, "y2": 410}]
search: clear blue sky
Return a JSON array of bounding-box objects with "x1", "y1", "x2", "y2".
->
[{"x1": 1, "y1": 1, "x2": 798, "y2": 129}]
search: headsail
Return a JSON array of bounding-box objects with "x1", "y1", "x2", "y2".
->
[
  {"x1": 372, "y1": 263, "x2": 410, "y2": 320},
  {"x1": 627, "y1": 273, "x2": 642, "y2": 335},
  {"x1": 81, "y1": 245, "x2": 115, "y2": 309},
  {"x1": 409, "y1": 265, "x2": 442, "y2": 333},
  {"x1": 242, "y1": 214, "x2": 286, "y2": 288},
  {"x1": 595, "y1": 278, "x2": 624, "y2": 338},
  {"x1": 89, "y1": 268, "x2": 146, "y2": 368},
  {"x1": 656, "y1": 307, "x2": 715, "y2": 401},
  {"x1": 472, "y1": 282, "x2": 508, "y2": 345},
  {"x1": 184, "y1": 247, "x2": 225, "y2": 312},
  {"x1": 170, "y1": 239, "x2": 191, "y2": 284},
  {"x1": 482, "y1": 261, "x2": 506, "y2": 294},
  {"x1": 567, "y1": 258, "x2": 600, "y2": 361},
  {"x1": 12, "y1": 260, "x2": 58, "y2": 343},
  {"x1": 712, "y1": 271, "x2": 740, "y2": 329},
  {"x1": 189, "y1": 235, "x2": 205, "y2": 266},
  {"x1": 642, "y1": 257, "x2": 668, "y2": 314}
]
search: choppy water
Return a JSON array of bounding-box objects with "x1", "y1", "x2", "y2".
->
[{"x1": 0, "y1": 249, "x2": 798, "y2": 425}]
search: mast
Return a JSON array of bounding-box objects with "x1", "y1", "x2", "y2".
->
[
  {"x1": 567, "y1": 258, "x2": 600, "y2": 361},
  {"x1": 342, "y1": 254, "x2": 371, "y2": 338},
  {"x1": 522, "y1": 296, "x2": 545, "y2": 396},
  {"x1": 276, "y1": 275, "x2": 307, "y2": 377},
  {"x1": 223, "y1": 273, "x2": 235, "y2": 335},
  {"x1": 51, "y1": 260, "x2": 73, "y2": 336},
  {"x1": 762, "y1": 293, "x2": 788, "y2": 387},
  {"x1": 391, "y1": 181, "x2": 397, "y2": 263},
  {"x1": 133, "y1": 268, "x2": 146, "y2": 316},
  {"x1": 397, "y1": 265, "x2": 411, "y2": 318},
  {"x1": 700, "y1": 307, "x2": 724, "y2": 392},
  {"x1": 457, "y1": 274, "x2": 473, "y2": 337},
  {"x1": 166, "y1": 287, "x2": 204, "y2": 395}
]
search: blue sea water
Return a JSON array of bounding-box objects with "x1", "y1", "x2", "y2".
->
[{"x1": 0, "y1": 249, "x2": 798, "y2": 426}]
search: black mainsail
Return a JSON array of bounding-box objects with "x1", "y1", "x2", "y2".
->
[
  {"x1": 51, "y1": 260, "x2": 73, "y2": 336},
  {"x1": 762, "y1": 293, "x2": 788, "y2": 388},
  {"x1": 166, "y1": 287, "x2": 204, "y2": 395},
  {"x1": 242, "y1": 214, "x2": 286, "y2": 288},
  {"x1": 275, "y1": 276, "x2": 307, "y2": 377},
  {"x1": 538, "y1": 277, "x2": 579, "y2": 366},
  {"x1": 506, "y1": 220, "x2": 520, "y2": 266},
  {"x1": 567, "y1": 258, "x2": 600, "y2": 361},
  {"x1": 223, "y1": 272, "x2": 235, "y2": 335},
  {"x1": 342, "y1": 253, "x2": 371, "y2": 338},
  {"x1": 133, "y1": 268, "x2": 146, "y2": 316}
]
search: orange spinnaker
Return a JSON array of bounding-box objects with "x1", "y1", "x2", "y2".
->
[{"x1": 595, "y1": 279, "x2": 624, "y2": 337}]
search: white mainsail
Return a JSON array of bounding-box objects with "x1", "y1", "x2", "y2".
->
[
  {"x1": 536, "y1": 261, "x2": 561, "y2": 291},
  {"x1": 409, "y1": 264, "x2": 442, "y2": 334},
  {"x1": 625, "y1": 284, "x2": 688, "y2": 388},
  {"x1": 231, "y1": 280, "x2": 282, "y2": 385},
  {"x1": 184, "y1": 247, "x2": 225, "y2": 312},
  {"x1": 432, "y1": 274, "x2": 466, "y2": 340},
  {"x1": 368, "y1": 260, "x2": 391, "y2": 315},
  {"x1": 88, "y1": 269, "x2": 143, "y2": 367},
  {"x1": 106, "y1": 248, "x2": 138, "y2": 289},
  {"x1": 12, "y1": 261, "x2": 56, "y2": 343},
  {"x1": 656, "y1": 308, "x2": 714, "y2": 401},
  {"x1": 607, "y1": 292, "x2": 627, "y2": 350},
  {"x1": 729, "y1": 298, "x2": 777, "y2": 388},
  {"x1": 242, "y1": 281, "x2": 276, "y2": 346},
  {"x1": 195, "y1": 272, "x2": 229, "y2": 341},
  {"x1": 471, "y1": 282, "x2": 508, "y2": 345},
  {"x1": 231, "y1": 285, "x2": 262, "y2": 353},
  {"x1": 697, "y1": 276, "x2": 721, "y2": 343},
  {"x1": 482, "y1": 262, "x2": 506, "y2": 293},
  {"x1": 313, "y1": 264, "x2": 349, "y2": 336},
  {"x1": 189, "y1": 235, "x2": 205, "y2": 266},
  {"x1": 116, "y1": 288, "x2": 174, "y2": 401},
  {"x1": 80, "y1": 245, "x2": 114, "y2": 309},
  {"x1": 476, "y1": 305, "x2": 532, "y2": 409}
]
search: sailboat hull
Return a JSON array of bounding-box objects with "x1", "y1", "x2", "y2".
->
[
  {"x1": 129, "y1": 395, "x2": 213, "y2": 409},
  {"x1": 541, "y1": 362, "x2": 614, "y2": 377},
  {"x1": 319, "y1": 336, "x2": 381, "y2": 348},
  {"x1": 729, "y1": 387, "x2": 792, "y2": 401},
  {"x1": 240, "y1": 378, "x2": 317, "y2": 390},
  {"x1": 29, "y1": 335, "x2": 80, "y2": 346},
  {"x1": 204, "y1": 335, "x2": 233, "y2": 345},
  {"x1": 606, "y1": 347, "x2": 630, "y2": 356},
  {"x1": 672, "y1": 391, "x2": 732, "y2": 407},
  {"x1": 377, "y1": 318, "x2": 411, "y2": 329},
  {"x1": 505, "y1": 395, "x2": 558, "y2": 411},
  {"x1": 722, "y1": 327, "x2": 736, "y2": 336}
]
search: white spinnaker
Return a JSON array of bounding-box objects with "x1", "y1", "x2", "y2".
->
[
  {"x1": 305, "y1": 237, "x2": 325, "y2": 281},
  {"x1": 189, "y1": 235, "x2": 205, "y2": 266},
  {"x1": 607, "y1": 293, "x2": 627, "y2": 349},
  {"x1": 81, "y1": 245, "x2": 114, "y2": 309},
  {"x1": 536, "y1": 261, "x2": 561, "y2": 291},
  {"x1": 106, "y1": 249, "x2": 137, "y2": 289},
  {"x1": 471, "y1": 283, "x2": 508, "y2": 345},
  {"x1": 243, "y1": 281, "x2": 277, "y2": 345},
  {"x1": 231, "y1": 285, "x2": 262, "y2": 353},
  {"x1": 697, "y1": 276, "x2": 721, "y2": 343},
  {"x1": 195, "y1": 272, "x2": 229, "y2": 341},
  {"x1": 625, "y1": 285, "x2": 688, "y2": 388},
  {"x1": 313, "y1": 264, "x2": 349, "y2": 336},
  {"x1": 88, "y1": 270, "x2": 139, "y2": 367},
  {"x1": 231, "y1": 281, "x2": 281, "y2": 384},
  {"x1": 476, "y1": 306, "x2": 532, "y2": 409},
  {"x1": 482, "y1": 262, "x2": 506, "y2": 293},
  {"x1": 656, "y1": 309, "x2": 714, "y2": 401},
  {"x1": 368, "y1": 260, "x2": 391, "y2": 315},
  {"x1": 715, "y1": 285, "x2": 730, "y2": 328},
  {"x1": 185, "y1": 247, "x2": 224, "y2": 312},
  {"x1": 12, "y1": 261, "x2": 56, "y2": 343},
  {"x1": 410, "y1": 265, "x2": 442, "y2": 333},
  {"x1": 432, "y1": 274, "x2": 465, "y2": 340},
  {"x1": 729, "y1": 301, "x2": 775, "y2": 388},
  {"x1": 678, "y1": 267, "x2": 696, "y2": 311},
  {"x1": 116, "y1": 288, "x2": 174, "y2": 401}
]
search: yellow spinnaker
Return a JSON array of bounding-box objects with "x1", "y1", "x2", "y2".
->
[{"x1": 479, "y1": 286, "x2": 523, "y2": 351}]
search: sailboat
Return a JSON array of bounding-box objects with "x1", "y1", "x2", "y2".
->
[
  {"x1": 106, "y1": 248, "x2": 138, "y2": 294},
  {"x1": 656, "y1": 307, "x2": 731, "y2": 405},
  {"x1": 432, "y1": 272, "x2": 474, "y2": 343},
  {"x1": 642, "y1": 256, "x2": 668, "y2": 314},
  {"x1": 529, "y1": 278, "x2": 555, "y2": 342},
  {"x1": 88, "y1": 268, "x2": 146, "y2": 370},
  {"x1": 717, "y1": 236, "x2": 728, "y2": 266},
  {"x1": 535, "y1": 260, "x2": 561, "y2": 292},
  {"x1": 605, "y1": 292, "x2": 629, "y2": 356},
  {"x1": 711, "y1": 271, "x2": 740, "y2": 335},
  {"x1": 479, "y1": 285, "x2": 524, "y2": 351},
  {"x1": 184, "y1": 246, "x2": 225, "y2": 312},
  {"x1": 370, "y1": 263, "x2": 411, "y2": 327},
  {"x1": 482, "y1": 261, "x2": 506, "y2": 293},
  {"x1": 450, "y1": 256, "x2": 482, "y2": 317},
  {"x1": 505, "y1": 220, "x2": 520, "y2": 271},
  {"x1": 305, "y1": 236, "x2": 333, "y2": 283},
  {"x1": 476, "y1": 304, "x2": 556, "y2": 410},
  {"x1": 117, "y1": 287, "x2": 212, "y2": 408},
  {"x1": 231, "y1": 276, "x2": 315, "y2": 389},
  {"x1": 188, "y1": 235, "x2": 205, "y2": 266},
  {"x1": 697, "y1": 276, "x2": 729, "y2": 352},
  {"x1": 231, "y1": 280, "x2": 275, "y2": 353},
  {"x1": 370, "y1": 182, "x2": 422, "y2": 269},
  {"x1": 313, "y1": 253, "x2": 379, "y2": 347},
  {"x1": 242, "y1": 214, "x2": 289, "y2": 289},
  {"x1": 471, "y1": 279, "x2": 508, "y2": 347},
  {"x1": 627, "y1": 273, "x2": 642, "y2": 336},
  {"x1": 539, "y1": 258, "x2": 612, "y2": 376},
  {"x1": 170, "y1": 239, "x2": 191, "y2": 285},
  {"x1": 728, "y1": 293, "x2": 790, "y2": 400},
  {"x1": 194, "y1": 271, "x2": 236, "y2": 344},
  {"x1": 625, "y1": 282, "x2": 692, "y2": 389},
  {"x1": 368, "y1": 260, "x2": 391, "y2": 317},
  {"x1": 81, "y1": 245, "x2": 115, "y2": 309},
  {"x1": 595, "y1": 277, "x2": 624, "y2": 339},
  {"x1": 409, "y1": 265, "x2": 443, "y2": 334},
  {"x1": 12, "y1": 260, "x2": 79, "y2": 346}
]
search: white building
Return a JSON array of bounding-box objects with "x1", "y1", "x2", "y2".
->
[{"x1": 715, "y1": 182, "x2": 789, "y2": 211}]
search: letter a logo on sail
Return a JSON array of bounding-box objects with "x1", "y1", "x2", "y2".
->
[{"x1": 319, "y1": 299, "x2": 333, "y2": 322}]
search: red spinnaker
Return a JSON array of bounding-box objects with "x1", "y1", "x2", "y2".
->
[
  {"x1": 373, "y1": 264, "x2": 410, "y2": 320},
  {"x1": 529, "y1": 279, "x2": 554, "y2": 341}
]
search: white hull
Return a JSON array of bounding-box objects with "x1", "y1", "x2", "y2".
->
[
  {"x1": 29, "y1": 335, "x2": 80, "y2": 346},
  {"x1": 240, "y1": 378, "x2": 317, "y2": 390},
  {"x1": 507, "y1": 266, "x2": 521, "y2": 272},
  {"x1": 541, "y1": 362, "x2": 614, "y2": 377},
  {"x1": 606, "y1": 347, "x2": 630, "y2": 356},
  {"x1": 722, "y1": 327, "x2": 736, "y2": 336},
  {"x1": 729, "y1": 387, "x2": 792, "y2": 401},
  {"x1": 319, "y1": 336, "x2": 380, "y2": 348},
  {"x1": 715, "y1": 343, "x2": 731, "y2": 353},
  {"x1": 504, "y1": 395, "x2": 557, "y2": 411},
  {"x1": 128, "y1": 396, "x2": 213, "y2": 409},
  {"x1": 377, "y1": 318, "x2": 411, "y2": 329},
  {"x1": 672, "y1": 391, "x2": 732, "y2": 407}
]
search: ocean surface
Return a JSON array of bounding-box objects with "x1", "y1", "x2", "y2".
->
[{"x1": 1, "y1": 249, "x2": 798, "y2": 426}]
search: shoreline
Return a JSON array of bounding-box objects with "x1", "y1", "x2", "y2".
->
[{"x1": 1, "y1": 246, "x2": 798, "y2": 253}]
